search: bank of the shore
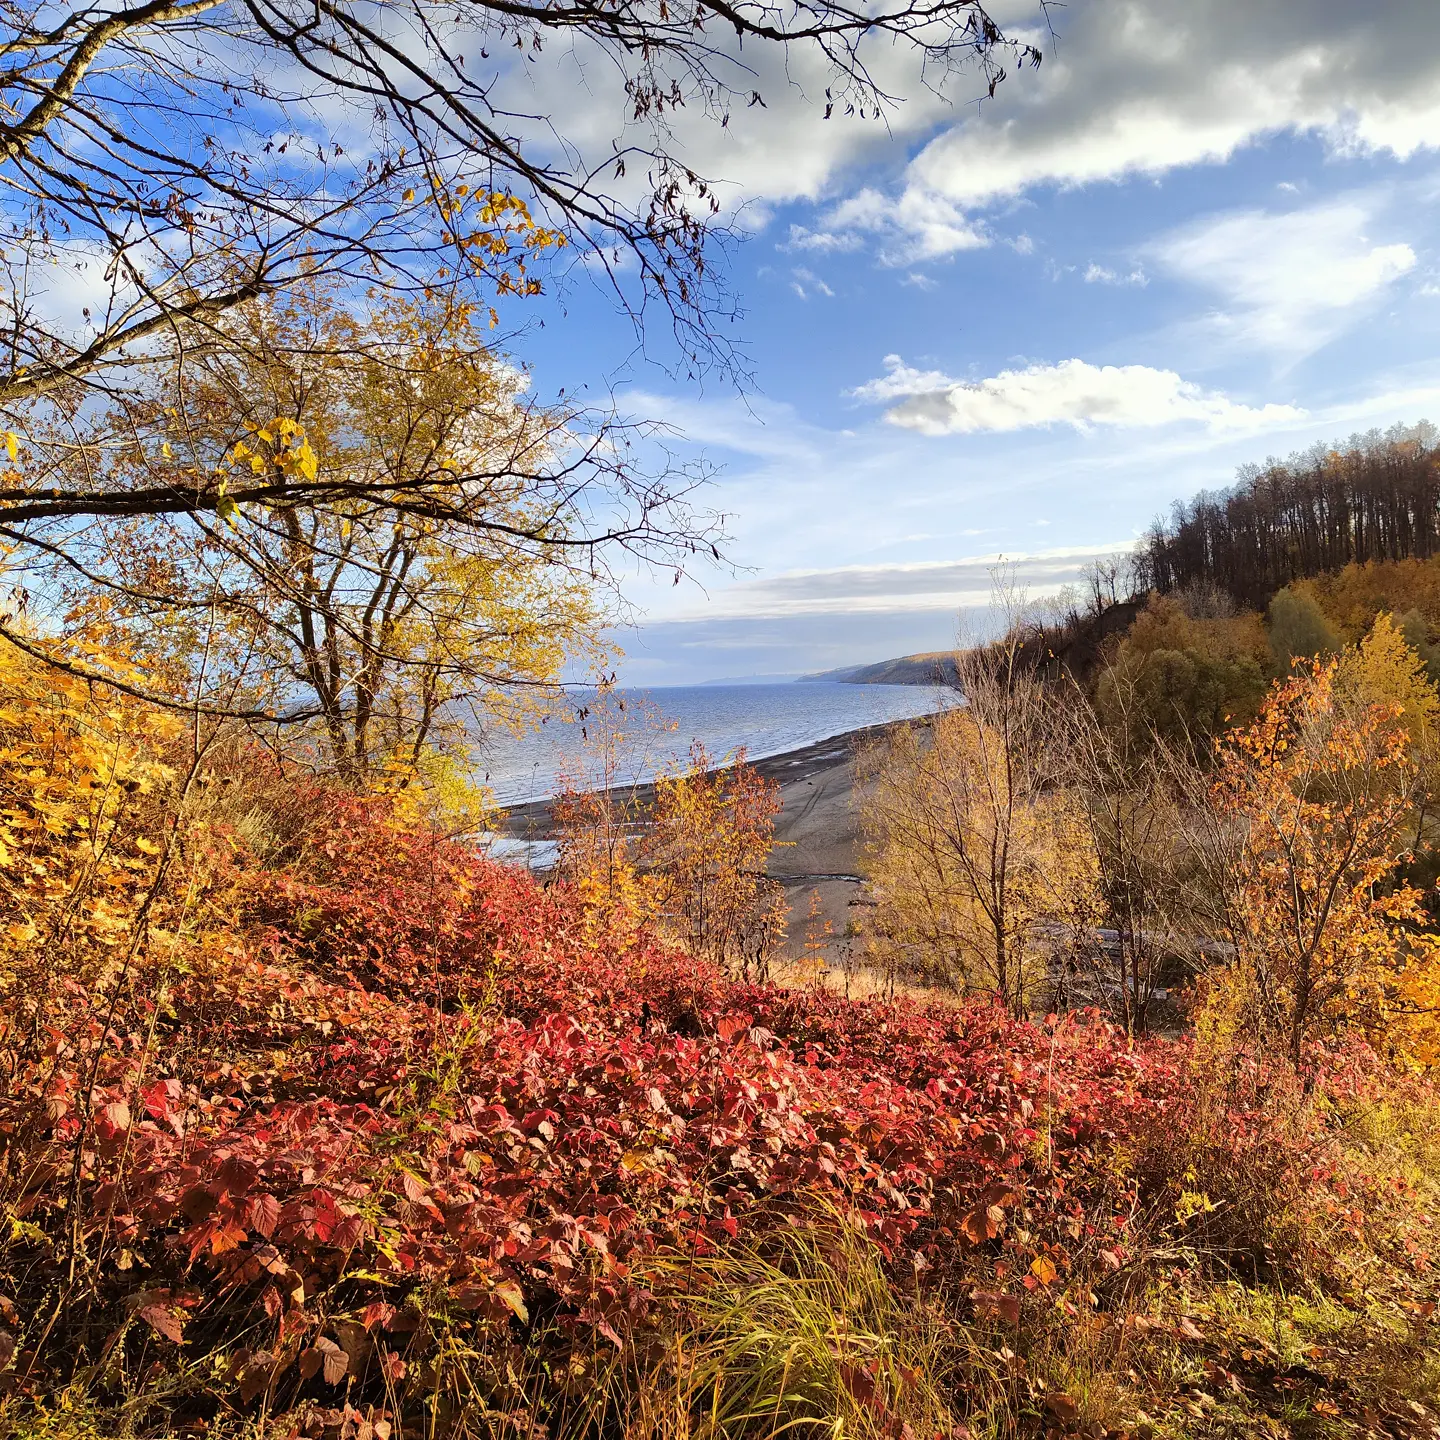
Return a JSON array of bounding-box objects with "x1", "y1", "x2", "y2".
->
[{"x1": 496, "y1": 713, "x2": 939, "y2": 961}]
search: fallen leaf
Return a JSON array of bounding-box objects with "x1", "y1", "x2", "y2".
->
[
  {"x1": 1045, "y1": 1393, "x2": 1080, "y2": 1422},
  {"x1": 138, "y1": 1303, "x2": 185, "y2": 1344}
]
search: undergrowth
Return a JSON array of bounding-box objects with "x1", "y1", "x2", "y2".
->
[{"x1": 0, "y1": 655, "x2": 1437, "y2": 1439}]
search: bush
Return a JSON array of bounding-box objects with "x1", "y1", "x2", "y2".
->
[{"x1": 2, "y1": 655, "x2": 1439, "y2": 1439}]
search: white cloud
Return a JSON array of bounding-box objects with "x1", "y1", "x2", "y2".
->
[
  {"x1": 458, "y1": 1, "x2": 1440, "y2": 295},
  {"x1": 826, "y1": 0, "x2": 1440, "y2": 260},
  {"x1": 1150, "y1": 197, "x2": 1417, "y2": 352},
  {"x1": 1084, "y1": 262, "x2": 1148, "y2": 287},
  {"x1": 781, "y1": 224, "x2": 864, "y2": 254},
  {"x1": 790, "y1": 266, "x2": 835, "y2": 300},
  {"x1": 852, "y1": 356, "x2": 1306, "y2": 435},
  {"x1": 673, "y1": 544, "x2": 1134, "y2": 618},
  {"x1": 820, "y1": 186, "x2": 989, "y2": 264}
]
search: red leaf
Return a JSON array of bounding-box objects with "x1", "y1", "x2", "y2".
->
[
  {"x1": 250, "y1": 1192, "x2": 281, "y2": 1236},
  {"x1": 716, "y1": 1013, "x2": 751, "y2": 1042},
  {"x1": 180, "y1": 1184, "x2": 216, "y2": 1222},
  {"x1": 138, "y1": 1304, "x2": 186, "y2": 1344},
  {"x1": 970, "y1": 1290, "x2": 1020, "y2": 1324},
  {"x1": 218, "y1": 1155, "x2": 259, "y2": 1195},
  {"x1": 838, "y1": 1362, "x2": 881, "y2": 1411},
  {"x1": 99, "y1": 1100, "x2": 131, "y2": 1135}
]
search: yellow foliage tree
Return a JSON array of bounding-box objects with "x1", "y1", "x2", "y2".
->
[
  {"x1": 1, "y1": 656, "x2": 157, "y2": 962},
  {"x1": 19, "y1": 284, "x2": 702, "y2": 788},
  {"x1": 1207, "y1": 659, "x2": 1440, "y2": 1066},
  {"x1": 862, "y1": 642, "x2": 1099, "y2": 1012},
  {"x1": 1337, "y1": 611, "x2": 1440, "y2": 754},
  {"x1": 553, "y1": 731, "x2": 786, "y2": 977},
  {"x1": 549, "y1": 687, "x2": 672, "y2": 944},
  {"x1": 639, "y1": 744, "x2": 786, "y2": 979}
]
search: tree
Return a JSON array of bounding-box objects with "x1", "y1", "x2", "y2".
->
[
  {"x1": 1063, "y1": 675, "x2": 1196, "y2": 1037},
  {"x1": 1095, "y1": 593, "x2": 1268, "y2": 758},
  {"x1": 553, "y1": 732, "x2": 786, "y2": 976},
  {"x1": 640, "y1": 744, "x2": 785, "y2": 978},
  {"x1": 1267, "y1": 585, "x2": 1340, "y2": 671},
  {"x1": 1397, "y1": 609, "x2": 1440, "y2": 686},
  {"x1": 550, "y1": 687, "x2": 661, "y2": 939},
  {"x1": 1137, "y1": 423, "x2": 1440, "y2": 606},
  {"x1": 1205, "y1": 660, "x2": 1429, "y2": 1067},
  {"x1": 6, "y1": 285, "x2": 696, "y2": 750},
  {"x1": 0, "y1": 0, "x2": 1042, "y2": 414},
  {"x1": 861, "y1": 630, "x2": 1096, "y2": 1013},
  {"x1": 1338, "y1": 612, "x2": 1440, "y2": 756}
]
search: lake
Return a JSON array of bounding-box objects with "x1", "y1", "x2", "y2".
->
[{"x1": 475, "y1": 681, "x2": 953, "y2": 807}]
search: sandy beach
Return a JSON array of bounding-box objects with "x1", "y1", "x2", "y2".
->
[{"x1": 498, "y1": 714, "x2": 938, "y2": 961}]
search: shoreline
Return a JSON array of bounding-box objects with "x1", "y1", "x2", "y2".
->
[
  {"x1": 495, "y1": 712, "x2": 936, "y2": 839},
  {"x1": 490, "y1": 710, "x2": 942, "y2": 963}
]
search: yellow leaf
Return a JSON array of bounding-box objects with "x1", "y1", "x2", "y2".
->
[
  {"x1": 3, "y1": 432, "x2": 15, "y2": 462},
  {"x1": 161, "y1": 442, "x2": 173, "y2": 459},
  {"x1": 1030, "y1": 1255, "x2": 1058, "y2": 1285}
]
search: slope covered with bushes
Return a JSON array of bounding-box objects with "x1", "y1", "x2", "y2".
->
[{"x1": 2, "y1": 649, "x2": 1439, "y2": 1440}]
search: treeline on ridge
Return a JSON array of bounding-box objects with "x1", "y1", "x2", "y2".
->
[{"x1": 1135, "y1": 420, "x2": 1440, "y2": 606}]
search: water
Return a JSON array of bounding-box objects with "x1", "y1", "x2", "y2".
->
[{"x1": 475, "y1": 681, "x2": 953, "y2": 807}]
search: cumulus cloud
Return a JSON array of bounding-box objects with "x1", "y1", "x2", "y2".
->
[
  {"x1": 818, "y1": 186, "x2": 990, "y2": 264},
  {"x1": 852, "y1": 356, "x2": 1306, "y2": 435},
  {"x1": 1150, "y1": 197, "x2": 1417, "y2": 352},
  {"x1": 825, "y1": 0, "x2": 1440, "y2": 258}
]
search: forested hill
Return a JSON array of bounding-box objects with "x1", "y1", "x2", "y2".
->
[
  {"x1": 1137, "y1": 422, "x2": 1440, "y2": 606},
  {"x1": 801, "y1": 652, "x2": 961, "y2": 686}
]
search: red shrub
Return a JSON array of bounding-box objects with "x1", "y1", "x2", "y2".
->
[{"x1": 3, "y1": 788, "x2": 1428, "y2": 1431}]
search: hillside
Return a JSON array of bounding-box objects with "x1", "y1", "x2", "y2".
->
[
  {"x1": 802, "y1": 651, "x2": 961, "y2": 686},
  {"x1": 1139, "y1": 423, "x2": 1440, "y2": 606},
  {"x1": 8, "y1": 639, "x2": 1440, "y2": 1439},
  {"x1": 809, "y1": 601, "x2": 1143, "y2": 692}
]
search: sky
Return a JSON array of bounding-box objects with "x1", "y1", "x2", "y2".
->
[
  {"x1": 495, "y1": 0, "x2": 1440, "y2": 684},
  {"x1": 207, "y1": 0, "x2": 1440, "y2": 688}
]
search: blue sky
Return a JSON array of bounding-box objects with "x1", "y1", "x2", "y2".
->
[{"x1": 509, "y1": 0, "x2": 1440, "y2": 683}]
